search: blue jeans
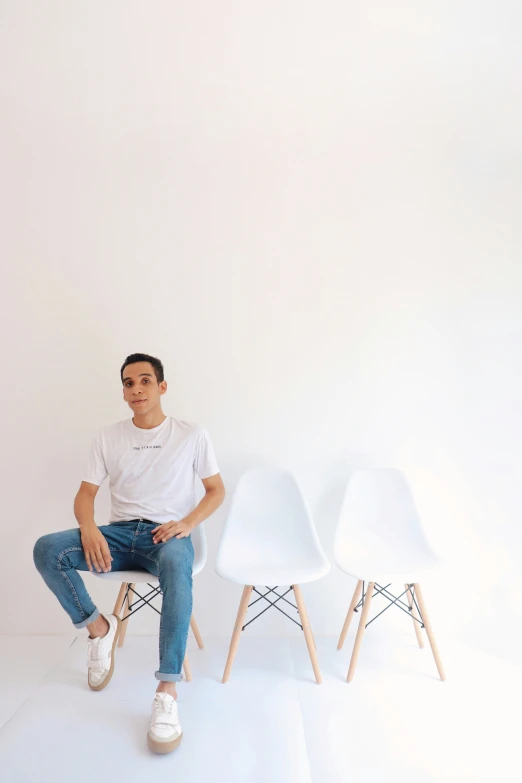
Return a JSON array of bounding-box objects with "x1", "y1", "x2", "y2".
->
[{"x1": 33, "y1": 519, "x2": 194, "y2": 682}]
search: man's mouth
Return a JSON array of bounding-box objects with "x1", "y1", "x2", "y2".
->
[{"x1": 133, "y1": 400, "x2": 147, "y2": 404}]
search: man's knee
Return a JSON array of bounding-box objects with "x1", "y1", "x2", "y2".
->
[
  {"x1": 33, "y1": 533, "x2": 57, "y2": 571},
  {"x1": 33, "y1": 531, "x2": 78, "y2": 572},
  {"x1": 157, "y1": 542, "x2": 193, "y2": 580}
]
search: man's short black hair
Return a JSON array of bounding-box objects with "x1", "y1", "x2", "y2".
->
[{"x1": 120, "y1": 353, "x2": 165, "y2": 385}]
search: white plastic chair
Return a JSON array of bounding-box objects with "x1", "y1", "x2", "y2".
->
[
  {"x1": 215, "y1": 467, "x2": 331, "y2": 684},
  {"x1": 92, "y1": 522, "x2": 207, "y2": 682},
  {"x1": 334, "y1": 468, "x2": 445, "y2": 682}
]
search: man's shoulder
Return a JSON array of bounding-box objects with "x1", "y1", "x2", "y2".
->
[
  {"x1": 96, "y1": 418, "x2": 129, "y2": 438},
  {"x1": 171, "y1": 418, "x2": 206, "y2": 438}
]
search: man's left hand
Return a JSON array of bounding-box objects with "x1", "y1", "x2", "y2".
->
[{"x1": 151, "y1": 519, "x2": 194, "y2": 543}]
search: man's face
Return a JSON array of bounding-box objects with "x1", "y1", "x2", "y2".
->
[{"x1": 122, "y1": 361, "x2": 166, "y2": 412}]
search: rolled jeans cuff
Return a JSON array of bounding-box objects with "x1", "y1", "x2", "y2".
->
[
  {"x1": 73, "y1": 607, "x2": 100, "y2": 629},
  {"x1": 155, "y1": 671, "x2": 183, "y2": 682}
]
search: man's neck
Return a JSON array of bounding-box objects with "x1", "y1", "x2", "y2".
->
[{"x1": 132, "y1": 408, "x2": 167, "y2": 430}]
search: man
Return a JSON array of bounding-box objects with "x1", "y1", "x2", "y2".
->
[{"x1": 33, "y1": 353, "x2": 225, "y2": 754}]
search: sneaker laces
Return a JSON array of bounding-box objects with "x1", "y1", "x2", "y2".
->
[
  {"x1": 87, "y1": 635, "x2": 109, "y2": 673},
  {"x1": 152, "y1": 694, "x2": 179, "y2": 729},
  {"x1": 87, "y1": 636, "x2": 99, "y2": 661}
]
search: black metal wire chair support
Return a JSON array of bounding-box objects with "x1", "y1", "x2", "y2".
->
[
  {"x1": 242, "y1": 586, "x2": 305, "y2": 631},
  {"x1": 119, "y1": 582, "x2": 163, "y2": 620},
  {"x1": 353, "y1": 582, "x2": 425, "y2": 629}
]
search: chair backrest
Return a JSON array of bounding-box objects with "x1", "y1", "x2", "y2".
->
[
  {"x1": 216, "y1": 466, "x2": 325, "y2": 565},
  {"x1": 190, "y1": 521, "x2": 207, "y2": 571},
  {"x1": 335, "y1": 468, "x2": 431, "y2": 551}
]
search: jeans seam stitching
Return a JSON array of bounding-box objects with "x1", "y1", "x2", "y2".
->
[
  {"x1": 60, "y1": 571, "x2": 85, "y2": 619},
  {"x1": 133, "y1": 551, "x2": 159, "y2": 565},
  {"x1": 158, "y1": 555, "x2": 163, "y2": 672},
  {"x1": 57, "y1": 548, "x2": 88, "y2": 619}
]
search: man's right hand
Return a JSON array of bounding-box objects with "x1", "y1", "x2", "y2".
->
[{"x1": 80, "y1": 523, "x2": 113, "y2": 573}]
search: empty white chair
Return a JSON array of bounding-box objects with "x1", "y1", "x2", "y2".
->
[
  {"x1": 334, "y1": 468, "x2": 445, "y2": 682},
  {"x1": 215, "y1": 466, "x2": 331, "y2": 684},
  {"x1": 91, "y1": 522, "x2": 208, "y2": 681}
]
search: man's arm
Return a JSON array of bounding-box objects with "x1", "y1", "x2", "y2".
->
[
  {"x1": 73, "y1": 481, "x2": 113, "y2": 572},
  {"x1": 151, "y1": 473, "x2": 226, "y2": 543},
  {"x1": 74, "y1": 481, "x2": 101, "y2": 530},
  {"x1": 184, "y1": 473, "x2": 226, "y2": 528}
]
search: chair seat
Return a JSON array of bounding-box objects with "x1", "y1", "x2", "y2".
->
[
  {"x1": 340, "y1": 564, "x2": 441, "y2": 584},
  {"x1": 91, "y1": 560, "x2": 204, "y2": 583},
  {"x1": 215, "y1": 559, "x2": 331, "y2": 586},
  {"x1": 334, "y1": 544, "x2": 443, "y2": 584},
  {"x1": 91, "y1": 569, "x2": 160, "y2": 583}
]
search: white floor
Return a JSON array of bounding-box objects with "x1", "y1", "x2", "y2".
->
[{"x1": 0, "y1": 631, "x2": 519, "y2": 782}]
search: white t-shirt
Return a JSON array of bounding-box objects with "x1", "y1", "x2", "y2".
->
[{"x1": 82, "y1": 416, "x2": 220, "y2": 525}]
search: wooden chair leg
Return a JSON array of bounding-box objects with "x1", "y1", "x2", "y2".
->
[
  {"x1": 181, "y1": 616, "x2": 202, "y2": 683},
  {"x1": 182, "y1": 653, "x2": 192, "y2": 682},
  {"x1": 347, "y1": 581, "x2": 375, "y2": 682},
  {"x1": 405, "y1": 583, "x2": 424, "y2": 648},
  {"x1": 190, "y1": 614, "x2": 204, "y2": 649},
  {"x1": 222, "y1": 585, "x2": 253, "y2": 683},
  {"x1": 292, "y1": 584, "x2": 323, "y2": 684},
  {"x1": 112, "y1": 582, "x2": 127, "y2": 618},
  {"x1": 337, "y1": 579, "x2": 363, "y2": 650},
  {"x1": 117, "y1": 582, "x2": 135, "y2": 648},
  {"x1": 296, "y1": 599, "x2": 317, "y2": 649},
  {"x1": 413, "y1": 583, "x2": 446, "y2": 681}
]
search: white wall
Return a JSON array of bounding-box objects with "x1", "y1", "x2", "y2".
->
[{"x1": 1, "y1": 1, "x2": 521, "y2": 661}]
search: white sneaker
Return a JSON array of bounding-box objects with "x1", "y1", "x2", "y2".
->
[
  {"x1": 87, "y1": 612, "x2": 121, "y2": 691},
  {"x1": 147, "y1": 692, "x2": 183, "y2": 754}
]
